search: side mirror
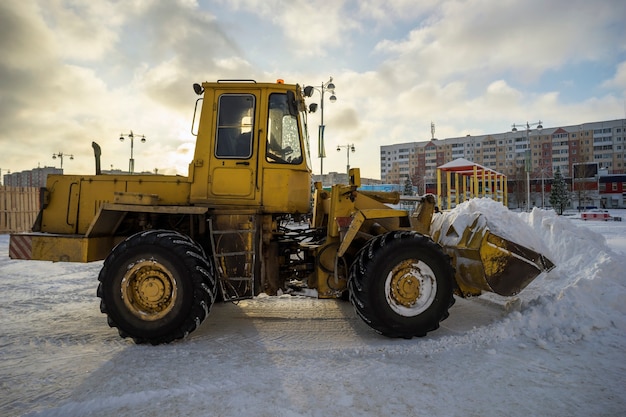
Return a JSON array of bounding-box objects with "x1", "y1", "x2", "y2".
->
[
  {"x1": 303, "y1": 86, "x2": 314, "y2": 97},
  {"x1": 308, "y1": 103, "x2": 318, "y2": 113},
  {"x1": 193, "y1": 83, "x2": 204, "y2": 96},
  {"x1": 287, "y1": 90, "x2": 298, "y2": 116}
]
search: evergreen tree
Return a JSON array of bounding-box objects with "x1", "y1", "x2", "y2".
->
[
  {"x1": 403, "y1": 175, "x2": 414, "y2": 196},
  {"x1": 549, "y1": 167, "x2": 570, "y2": 215}
]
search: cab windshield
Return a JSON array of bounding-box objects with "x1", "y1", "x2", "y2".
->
[{"x1": 266, "y1": 93, "x2": 303, "y2": 165}]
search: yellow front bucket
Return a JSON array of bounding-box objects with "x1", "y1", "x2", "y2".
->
[{"x1": 430, "y1": 212, "x2": 555, "y2": 297}]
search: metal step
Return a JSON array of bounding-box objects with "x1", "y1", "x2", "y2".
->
[{"x1": 208, "y1": 220, "x2": 256, "y2": 301}]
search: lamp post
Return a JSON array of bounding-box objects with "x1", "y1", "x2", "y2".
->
[
  {"x1": 52, "y1": 152, "x2": 74, "y2": 170},
  {"x1": 336, "y1": 143, "x2": 355, "y2": 175},
  {"x1": 538, "y1": 165, "x2": 551, "y2": 209},
  {"x1": 303, "y1": 77, "x2": 337, "y2": 177},
  {"x1": 119, "y1": 130, "x2": 146, "y2": 174},
  {"x1": 511, "y1": 121, "x2": 543, "y2": 211}
]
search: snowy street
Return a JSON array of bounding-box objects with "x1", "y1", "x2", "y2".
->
[{"x1": 1, "y1": 206, "x2": 626, "y2": 417}]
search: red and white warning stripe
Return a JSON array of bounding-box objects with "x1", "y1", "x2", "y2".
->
[{"x1": 9, "y1": 234, "x2": 33, "y2": 260}]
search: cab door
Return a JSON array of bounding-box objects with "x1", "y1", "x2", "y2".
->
[{"x1": 208, "y1": 91, "x2": 259, "y2": 202}]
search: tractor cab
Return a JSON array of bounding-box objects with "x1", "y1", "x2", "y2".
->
[{"x1": 188, "y1": 80, "x2": 313, "y2": 214}]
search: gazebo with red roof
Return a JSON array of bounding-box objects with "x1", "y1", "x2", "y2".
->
[{"x1": 436, "y1": 158, "x2": 507, "y2": 210}]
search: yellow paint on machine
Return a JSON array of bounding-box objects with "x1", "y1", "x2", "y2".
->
[
  {"x1": 40, "y1": 175, "x2": 191, "y2": 235},
  {"x1": 28, "y1": 234, "x2": 116, "y2": 262}
]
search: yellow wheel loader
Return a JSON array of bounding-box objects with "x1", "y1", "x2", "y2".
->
[{"x1": 9, "y1": 79, "x2": 554, "y2": 344}]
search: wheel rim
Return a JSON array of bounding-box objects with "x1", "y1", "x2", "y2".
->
[
  {"x1": 384, "y1": 259, "x2": 437, "y2": 317},
  {"x1": 121, "y1": 260, "x2": 177, "y2": 321}
]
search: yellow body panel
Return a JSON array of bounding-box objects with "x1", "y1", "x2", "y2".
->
[
  {"x1": 31, "y1": 234, "x2": 116, "y2": 262},
  {"x1": 41, "y1": 174, "x2": 191, "y2": 235},
  {"x1": 261, "y1": 168, "x2": 311, "y2": 213},
  {"x1": 212, "y1": 166, "x2": 255, "y2": 197}
]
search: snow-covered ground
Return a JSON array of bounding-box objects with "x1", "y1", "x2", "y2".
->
[{"x1": 1, "y1": 202, "x2": 625, "y2": 417}]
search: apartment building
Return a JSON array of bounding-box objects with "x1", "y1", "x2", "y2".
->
[
  {"x1": 3, "y1": 166, "x2": 62, "y2": 188},
  {"x1": 381, "y1": 119, "x2": 626, "y2": 187}
]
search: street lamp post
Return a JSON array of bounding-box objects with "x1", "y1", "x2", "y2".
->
[
  {"x1": 336, "y1": 143, "x2": 355, "y2": 175},
  {"x1": 303, "y1": 77, "x2": 337, "y2": 177},
  {"x1": 52, "y1": 152, "x2": 74, "y2": 170},
  {"x1": 541, "y1": 169, "x2": 545, "y2": 208},
  {"x1": 119, "y1": 130, "x2": 146, "y2": 174},
  {"x1": 511, "y1": 121, "x2": 543, "y2": 211},
  {"x1": 538, "y1": 166, "x2": 550, "y2": 209}
]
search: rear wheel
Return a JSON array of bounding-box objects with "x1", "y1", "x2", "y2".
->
[
  {"x1": 349, "y1": 231, "x2": 455, "y2": 338},
  {"x1": 97, "y1": 230, "x2": 216, "y2": 344}
]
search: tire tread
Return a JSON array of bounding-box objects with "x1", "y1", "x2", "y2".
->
[
  {"x1": 349, "y1": 231, "x2": 455, "y2": 339},
  {"x1": 97, "y1": 230, "x2": 216, "y2": 344}
]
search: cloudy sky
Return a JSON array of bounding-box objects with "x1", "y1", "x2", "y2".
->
[{"x1": 1, "y1": 0, "x2": 625, "y2": 180}]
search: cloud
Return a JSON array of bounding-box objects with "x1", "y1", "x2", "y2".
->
[
  {"x1": 602, "y1": 61, "x2": 626, "y2": 93},
  {"x1": 223, "y1": 0, "x2": 361, "y2": 57},
  {"x1": 0, "y1": 2, "x2": 57, "y2": 117},
  {"x1": 356, "y1": 0, "x2": 438, "y2": 22},
  {"x1": 373, "y1": 0, "x2": 626, "y2": 85},
  {"x1": 41, "y1": 0, "x2": 121, "y2": 61},
  {"x1": 0, "y1": 0, "x2": 253, "y2": 175},
  {"x1": 1, "y1": 0, "x2": 625, "y2": 180},
  {"x1": 315, "y1": 0, "x2": 626, "y2": 177},
  {"x1": 0, "y1": 2, "x2": 119, "y2": 148}
]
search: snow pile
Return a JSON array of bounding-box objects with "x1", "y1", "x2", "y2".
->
[
  {"x1": 436, "y1": 199, "x2": 626, "y2": 347},
  {"x1": 505, "y1": 207, "x2": 626, "y2": 343},
  {"x1": 1, "y1": 205, "x2": 626, "y2": 416},
  {"x1": 432, "y1": 198, "x2": 551, "y2": 256}
]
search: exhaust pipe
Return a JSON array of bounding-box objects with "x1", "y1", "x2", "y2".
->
[{"x1": 92, "y1": 141, "x2": 101, "y2": 175}]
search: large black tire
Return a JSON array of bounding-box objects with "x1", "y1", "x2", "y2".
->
[
  {"x1": 348, "y1": 231, "x2": 455, "y2": 338},
  {"x1": 97, "y1": 230, "x2": 216, "y2": 344}
]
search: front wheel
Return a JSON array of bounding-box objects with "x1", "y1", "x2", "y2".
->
[
  {"x1": 348, "y1": 231, "x2": 455, "y2": 338},
  {"x1": 97, "y1": 230, "x2": 216, "y2": 344}
]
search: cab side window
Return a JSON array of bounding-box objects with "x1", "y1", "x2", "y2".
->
[{"x1": 216, "y1": 94, "x2": 254, "y2": 158}]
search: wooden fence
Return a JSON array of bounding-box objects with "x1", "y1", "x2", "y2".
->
[{"x1": 0, "y1": 186, "x2": 40, "y2": 233}]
